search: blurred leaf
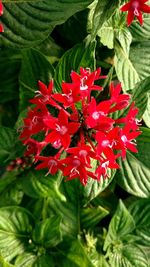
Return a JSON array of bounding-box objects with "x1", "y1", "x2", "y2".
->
[
  {"x1": 129, "y1": 199, "x2": 150, "y2": 246},
  {"x1": 15, "y1": 253, "x2": 54, "y2": 267},
  {"x1": 32, "y1": 216, "x2": 62, "y2": 248},
  {"x1": 54, "y1": 40, "x2": 96, "y2": 90},
  {"x1": 104, "y1": 200, "x2": 135, "y2": 251},
  {"x1": 0, "y1": 206, "x2": 33, "y2": 261},
  {"x1": 0, "y1": 180, "x2": 23, "y2": 207},
  {"x1": 143, "y1": 94, "x2": 150, "y2": 128},
  {"x1": 0, "y1": 171, "x2": 17, "y2": 194},
  {"x1": 1, "y1": 0, "x2": 93, "y2": 48},
  {"x1": 19, "y1": 48, "x2": 54, "y2": 110},
  {"x1": 0, "y1": 255, "x2": 14, "y2": 267}
]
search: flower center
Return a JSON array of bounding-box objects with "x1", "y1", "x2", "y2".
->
[
  {"x1": 80, "y1": 77, "x2": 88, "y2": 91},
  {"x1": 79, "y1": 150, "x2": 88, "y2": 157},
  {"x1": 131, "y1": 0, "x2": 140, "y2": 16},
  {"x1": 48, "y1": 159, "x2": 57, "y2": 173},
  {"x1": 121, "y1": 135, "x2": 128, "y2": 143},
  {"x1": 55, "y1": 124, "x2": 68, "y2": 135}
]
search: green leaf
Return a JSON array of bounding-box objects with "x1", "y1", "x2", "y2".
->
[
  {"x1": 19, "y1": 48, "x2": 54, "y2": 110},
  {"x1": 98, "y1": 19, "x2": 114, "y2": 49},
  {"x1": 54, "y1": 40, "x2": 96, "y2": 91},
  {"x1": 108, "y1": 244, "x2": 148, "y2": 267},
  {"x1": 143, "y1": 94, "x2": 150, "y2": 128},
  {"x1": 0, "y1": 180, "x2": 23, "y2": 207},
  {"x1": 91, "y1": 0, "x2": 119, "y2": 40},
  {"x1": 130, "y1": 41, "x2": 150, "y2": 79},
  {"x1": 129, "y1": 199, "x2": 150, "y2": 246},
  {"x1": 114, "y1": 41, "x2": 140, "y2": 91},
  {"x1": 0, "y1": 53, "x2": 20, "y2": 103},
  {"x1": 1, "y1": 0, "x2": 93, "y2": 48},
  {"x1": 66, "y1": 240, "x2": 94, "y2": 267},
  {"x1": 81, "y1": 205, "x2": 109, "y2": 229},
  {"x1": 0, "y1": 255, "x2": 15, "y2": 267},
  {"x1": 116, "y1": 151, "x2": 150, "y2": 198},
  {"x1": 0, "y1": 171, "x2": 17, "y2": 194},
  {"x1": 132, "y1": 76, "x2": 150, "y2": 118},
  {"x1": 0, "y1": 126, "x2": 16, "y2": 163},
  {"x1": 32, "y1": 216, "x2": 62, "y2": 248},
  {"x1": 83, "y1": 168, "x2": 116, "y2": 202},
  {"x1": 0, "y1": 206, "x2": 33, "y2": 261},
  {"x1": 15, "y1": 253, "x2": 54, "y2": 267},
  {"x1": 130, "y1": 14, "x2": 150, "y2": 41},
  {"x1": 104, "y1": 200, "x2": 135, "y2": 251},
  {"x1": 21, "y1": 170, "x2": 65, "y2": 201}
]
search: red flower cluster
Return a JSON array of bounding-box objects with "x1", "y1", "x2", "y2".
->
[
  {"x1": 120, "y1": 0, "x2": 150, "y2": 26},
  {"x1": 0, "y1": 1, "x2": 4, "y2": 32},
  {"x1": 19, "y1": 68, "x2": 141, "y2": 186}
]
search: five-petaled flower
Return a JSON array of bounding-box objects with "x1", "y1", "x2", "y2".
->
[
  {"x1": 120, "y1": 0, "x2": 150, "y2": 26},
  {"x1": 19, "y1": 67, "x2": 141, "y2": 186}
]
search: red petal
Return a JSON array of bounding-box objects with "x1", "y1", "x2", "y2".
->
[
  {"x1": 0, "y1": 2, "x2": 3, "y2": 16},
  {"x1": 58, "y1": 109, "x2": 68, "y2": 126},
  {"x1": 45, "y1": 131, "x2": 58, "y2": 143},
  {"x1": 141, "y1": 3, "x2": 150, "y2": 13},
  {"x1": 136, "y1": 11, "x2": 143, "y2": 25},
  {"x1": 0, "y1": 23, "x2": 4, "y2": 32},
  {"x1": 127, "y1": 10, "x2": 135, "y2": 26},
  {"x1": 120, "y1": 3, "x2": 130, "y2": 11},
  {"x1": 61, "y1": 134, "x2": 70, "y2": 149},
  {"x1": 68, "y1": 122, "x2": 80, "y2": 134}
]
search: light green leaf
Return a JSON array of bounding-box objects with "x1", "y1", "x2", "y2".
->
[
  {"x1": 143, "y1": 94, "x2": 150, "y2": 128},
  {"x1": 54, "y1": 40, "x2": 96, "y2": 91},
  {"x1": 0, "y1": 255, "x2": 15, "y2": 267},
  {"x1": 19, "y1": 48, "x2": 54, "y2": 110},
  {"x1": 104, "y1": 200, "x2": 135, "y2": 251},
  {"x1": 0, "y1": 206, "x2": 33, "y2": 261},
  {"x1": 98, "y1": 19, "x2": 114, "y2": 49},
  {"x1": 115, "y1": 28, "x2": 132, "y2": 55},
  {"x1": 15, "y1": 253, "x2": 54, "y2": 267},
  {"x1": 114, "y1": 41, "x2": 140, "y2": 91},
  {"x1": 32, "y1": 216, "x2": 62, "y2": 248},
  {"x1": 129, "y1": 199, "x2": 150, "y2": 246},
  {"x1": 116, "y1": 151, "x2": 150, "y2": 198},
  {"x1": 91, "y1": 0, "x2": 119, "y2": 40},
  {"x1": 132, "y1": 76, "x2": 150, "y2": 119},
  {"x1": 108, "y1": 244, "x2": 148, "y2": 267},
  {"x1": 1, "y1": 0, "x2": 93, "y2": 48}
]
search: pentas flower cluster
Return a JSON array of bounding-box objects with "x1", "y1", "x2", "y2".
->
[
  {"x1": 19, "y1": 68, "x2": 141, "y2": 186},
  {"x1": 120, "y1": 0, "x2": 150, "y2": 26},
  {"x1": 0, "y1": 1, "x2": 4, "y2": 32}
]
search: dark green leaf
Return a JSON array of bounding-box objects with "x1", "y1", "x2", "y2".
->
[
  {"x1": 0, "y1": 126, "x2": 16, "y2": 163},
  {"x1": 1, "y1": 0, "x2": 93, "y2": 48},
  {"x1": 19, "y1": 48, "x2": 54, "y2": 110},
  {"x1": 32, "y1": 216, "x2": 62, "y2": 248}
]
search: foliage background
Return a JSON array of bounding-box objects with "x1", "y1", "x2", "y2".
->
[{"x1": 0, "y1": 0, "x2": 150, "y2": 266}]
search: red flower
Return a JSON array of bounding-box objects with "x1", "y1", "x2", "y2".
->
[
  {"x1": 52, "y1": 82, "x2": 81, "y2": 108},
  {"x1": 120, "y1": 0, "x2": 150, "y2": 26},
  {"x1": 23, "y1": 138, "x2": 45, "y2": 157},
  {"x1": 85, "y1": 97, "x2": 114, "y2": 131},
  {"x1": 0, "y1": 2, "x2": 3, "y2": 16},
  {"x1": 71, "y1": 67, "x2": 105, "y2": 99},
  {"x1": 96, "y1": 158, "x2": 120, "y2": 181},
  {"x1": 44, "y1": 109, "x2": 80, "y2": 149},
  {"x1": 35, "y1": 155, "x2": 63, "y2": 175},
  {"x1": 109, "y1": 82, "x2": 130, "y2": 112},
  {"x1": 61, "y1": 155, "x2": 96, "y2": 186}
]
